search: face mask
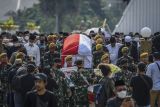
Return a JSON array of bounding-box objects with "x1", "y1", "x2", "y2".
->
[
  {"x1": 117, "y1": 90, "x2": 127, "y2": 99},
  {"x1": 134, "y1": 37, "x2": 139, "y2": 42},
  {"x1": 25, "y1": 36, "x2": 29, "y2": 40}
]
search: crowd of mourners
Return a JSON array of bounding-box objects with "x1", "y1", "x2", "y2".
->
[{"x1": 0, "y1": 30, "x2": 160, "y2": 107}]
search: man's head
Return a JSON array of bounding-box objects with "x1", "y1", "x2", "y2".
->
[
  {"x1": 120, "y1": 59, "x2": 128, "y2": 70},
  {"x1": 65, "y1": 55, "x2": 72, "y2": 66},
  {"x1": 137, "y1": 62, "x2": 146, "y2": 73},
  {"x1": 122, "y1": 47, "x2": 129, "y2": 56},
  {"x1": 14, "y1": 59, "x2": 23, "y2": 66},
  {"x1": 125, "y1": 36, "x2": 132, "y2": 47},
  {"x1": 98, "y1": 63, "x2": 111, "y2": 77},
  {"x1": 101, "y1": 53, "x2": 110, "y2": 64},
  {"x1": 49, "y1": 43, "x2": 56, "y2": 53},
  {"x1": 11, "y1": 35, "x2": 18, "y2": 43},
  {"x1": 153, "y1": 52, "x2": 160, "y2": 61},
  {"x1": 53, "y1": 58, "x2": 61, "y2": 69},
  {"x1": 140, "y1": 52, "x2": 149, "y2": 64},
  {"x1": 96, "y1": 38, "x2": 103, "y2": 44},
  {"x1": 29, "y1": 34, "x2": 36, "y2": 43},
  {"x1": 47, "y1": 35, "x2": 57, "y2": 43},
  {"x1": 16, "y1": 52, "x2": 25, "y2": 61},
  {"x1": 110, "y1": 36, "x2": 116, "y2": 47},
  {"x1": 34, "y1": 73, "x2": 47, "y2": 91},
  {"x1": 115, "y1": 80, "x2": 127, "y2": 99},
  {"x1": 94, "y1": 35, "x2": 101, "y2": 41},
  {"x1": 27, "y1": 64, "x2": 36, "y2": 74},
  {"x1": 89, "y1": 30, "x2": 96, "y2": 37},
  {"x1": 96, "y1": 44, "x2": 103, "y2": 51},
  {"x1": 0, "y1": 53, "x2": 8, "y2": 64},
  {"x1": 75, "y1": 60, "x2": 84, "y2": 68}
]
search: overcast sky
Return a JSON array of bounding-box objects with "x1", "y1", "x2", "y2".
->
[{"x1": 0, "y1": 0, "x2": 38, "y2": 20}]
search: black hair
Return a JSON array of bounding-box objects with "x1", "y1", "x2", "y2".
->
[
  {"x1": 54, "y1": 58, "x2": 61, "y2": 63},
  {"x1": 75, "y1": 60, "x2": 83, "y2": 66},
  {"x1": 29, "y1": 34, "x2": 36, "y2": 40},
  {"x1": 11, "y1": 35, "x2": 19, "y2": 42},
  {"x1": 153, "y1": 52, "x2": 160, "y2": 59},
  {"x1": 27, "y1": 64, "x2": 36, "y2": 73},
  {"x1": 138, "y1": 62, "x2": 146, "y2": 72},
  {"x1": 110, "y1": 36, "x2": 116, "y2": 43},
  {"x1": 148, "y1": 54, "x2": 154, "y2": 63},
  {"x1": 98, "y1": 64, "x2": 111, "y2": 76}
]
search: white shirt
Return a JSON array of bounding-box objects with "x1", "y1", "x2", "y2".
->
[
  {"x1": 146, "y1": 61, "x2": 160, "y2": 90},
  {"x1": 106, "y1": 43, "x2": 122, "y2": 64},
  {"x1": 24, "y1": 43, "x2": 40, "y2": 66}
]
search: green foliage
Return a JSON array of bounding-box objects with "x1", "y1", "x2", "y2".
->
[{"x1": 6, "y1": 0, "x2": 127, "y2": 33}]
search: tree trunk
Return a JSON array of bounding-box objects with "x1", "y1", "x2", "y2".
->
[{"x1": 55, "y1": 1, "x2": 62, "y2": 33}]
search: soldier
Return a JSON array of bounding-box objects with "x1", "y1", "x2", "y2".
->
[
  {"x1": 70, "y1": 60, "x2": 90, "y2": 107},
  {"x1": 117, "y1": 47, "x2": 137, "y2": 73},
  {"x1": 43, "y1": 43, "x2": 60, "y2": 68},
  {"x1": 140, "y1": 52, "x2": 149, "y2": 65},
  {"x1": 0, "y1": 53, "x2": 11, "y2": 107},
  {"x1": 9, "y1": 44, "x2": 26, "y2": 65},
  {"x1": 0, "y1": 35, "x2": 7, "y2": 54},
  {"x1": 113, "y1": 59, "x2": 134, "y2": 89},
  {"x1": 93, "y1": 44, "x2": 105, "y2": 68},
  {"x1": 46, "y1": 35, "x2": 58, "y2": 52},
  {"x1": 118, "y1": 36, "x2": 139, "y2": 63},
  {"x1": 64, "y1": 55, "x2": 73, "y2": 68},
  {"x1": 101, "y1": 54, "x2": 121, "y2": 74}
]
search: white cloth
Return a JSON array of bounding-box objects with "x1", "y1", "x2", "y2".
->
[
  {"x1": 106, "y1": 43, "x2": 122, "y2": 64},
  {"x1": 24, "y1": 43, "x2": 40, "y2": 66}
]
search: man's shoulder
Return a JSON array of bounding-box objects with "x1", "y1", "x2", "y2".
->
[
  {"x1": 26, "y1": 90, "x2": 37, "y2": 96},
  {"x1": 24, "y1": 43, "x2": 29, "y2": 47},
  {"x1": 107, "y1": 97, "x2": 117, "y2": 106},
  {"x1": 46, "y1": 90, "x2": 57, "y2": 98},
  {"x1": 148, "y1": 62, "x2": 156, "y2": 67},
  {"x1": 34, "y1": 44, "x2": 40, "y2": 49}
]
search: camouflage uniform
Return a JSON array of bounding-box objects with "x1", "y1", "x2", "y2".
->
[
  {"x1": 69, "y1": 68, "x2": 91, "y2": 107},
  {"x1": 0, "y1": 63, "x2": 11, "y2": 107},
  {"x1": 93, "y1": 51, "x2": 105, "y2": 68},
  {"x1": 113, "y1": 70, "x2": 134, "y2": 88},
  {"x1": 116, "y1": 56, "x2": 137, "y2": 73},
  {"x1": 43, "y1": 51, "x2": 60, "y2": 68}
]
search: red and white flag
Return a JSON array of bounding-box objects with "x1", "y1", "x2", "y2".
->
[{"x1": 62, "y1": 34, "x2": 92, "y2": 68}]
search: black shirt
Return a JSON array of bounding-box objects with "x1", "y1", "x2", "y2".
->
[
  {"x1": 25, "y1": 90, "x2": 58, "y2": 107},
  {"x1": 107, "y1": 97, "x2": 124, "y2": 107},
  {"x1": 20, "y1": 74, "x2": 35, "y2": 97},
  {"x1": 130, "y1": 75, "x2": 153, "y2": 106}
]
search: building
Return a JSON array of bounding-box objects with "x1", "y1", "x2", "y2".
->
[{"x1": 113, "y1": 0, "x2": 160, "y2": 34}]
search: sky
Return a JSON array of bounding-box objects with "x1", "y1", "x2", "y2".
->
[{"x1": 0, "y1": 0, "x2": 38, "y2": 20}]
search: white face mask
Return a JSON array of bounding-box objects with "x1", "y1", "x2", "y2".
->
[
  {"x1": 25, "y1": 36, "x2": 29, "y2": 41},
  {"x1": 117, "y1": 90, "x2": 127, "y2": 99},
  {"x1": 134, "y1": 37, "x2": 140, "y2": 42}
]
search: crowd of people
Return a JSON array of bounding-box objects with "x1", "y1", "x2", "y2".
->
[{"x1": 0, "y1": 30, "x2": 160, "y2": 107}]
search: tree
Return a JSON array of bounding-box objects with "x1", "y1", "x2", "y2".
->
[{"x1": 39, "y1": 0, "x2": 78, "y2": 32}]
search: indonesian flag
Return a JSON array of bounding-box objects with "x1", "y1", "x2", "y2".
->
[{"x1": 62, "y1": 34, "x2": 92, "y2": 68}]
